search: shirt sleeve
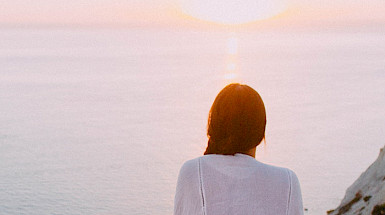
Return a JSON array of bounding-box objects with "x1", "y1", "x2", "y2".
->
[
  {"x1": 174, "y1": 159, "x2": 203, "y2": 215},
  {"x1": 287, "y1": 170, "x2": 304, "y2": 215}
]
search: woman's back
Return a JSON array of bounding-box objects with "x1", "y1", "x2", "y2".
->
[
  {"x1": 174, "y1": 84, "x2": 303, "y2": 215},
  {"x1": 174, "y1": 154, "x2": 303, "y2": 215}
]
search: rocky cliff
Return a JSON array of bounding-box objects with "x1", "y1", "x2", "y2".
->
[{"x1": 327, "y1": 146, "x2": 385, "y2": 215}]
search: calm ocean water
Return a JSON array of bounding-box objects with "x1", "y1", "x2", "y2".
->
[{"x1": 0, "y1": 28, "x2": 384, "y2": 215}]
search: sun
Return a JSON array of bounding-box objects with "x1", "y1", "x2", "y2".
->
[{"x1": 179, "y1": 0, "x2": 287, "y2": 25}]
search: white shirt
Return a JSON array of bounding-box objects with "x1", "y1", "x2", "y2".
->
[{"x1": 174, "y1": 153, "x2": 304, "y2": 215}]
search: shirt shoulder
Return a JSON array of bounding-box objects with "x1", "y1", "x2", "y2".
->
[
  {"x1": 174, "y1": 157, "x2": 203, "y2": 215},
  {"x1": 176, "y1": 157, "x2": 202, "y2": 186}
]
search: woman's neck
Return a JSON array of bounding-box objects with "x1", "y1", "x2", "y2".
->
[{"x1": 244, "y1": 147, "x2": 256, "y2": 158}]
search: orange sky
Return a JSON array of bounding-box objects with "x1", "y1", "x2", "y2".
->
[{"x1": 1, "y1": 0, "x2": 385, "y2": 29}]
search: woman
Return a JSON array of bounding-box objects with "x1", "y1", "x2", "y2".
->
[{"x1": 174, "y1": 83, "x2": 303, "y2": 215}]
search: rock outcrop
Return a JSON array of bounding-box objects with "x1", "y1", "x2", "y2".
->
[{"x1": 327, "y1": 146, "x2": 385, "y2": 215}]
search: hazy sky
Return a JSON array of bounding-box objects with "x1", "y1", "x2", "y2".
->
[{"x1": 1, "y1": 0, "x2": 385, "y2": 28}]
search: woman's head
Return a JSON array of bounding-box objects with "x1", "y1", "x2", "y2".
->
[{"x1": 205, "y1": 83, "x2": 266, "y2": 155}]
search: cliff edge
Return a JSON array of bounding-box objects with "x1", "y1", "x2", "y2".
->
[{"x1": 327, "y1": 146, "x2": 385, "y2": 215}]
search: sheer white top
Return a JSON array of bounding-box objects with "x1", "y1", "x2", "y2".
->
[{"x1": 174, "y1": 153, "x2": 303, "y2": 215}]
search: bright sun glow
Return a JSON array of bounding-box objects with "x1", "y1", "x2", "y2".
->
[{"x1": 180, "y1": 0, "x2": 287, "y2": 25}]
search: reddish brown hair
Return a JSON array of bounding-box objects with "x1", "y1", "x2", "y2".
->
[{"x1": 204, "y1": 83, "x2": 266, "y2": 155}]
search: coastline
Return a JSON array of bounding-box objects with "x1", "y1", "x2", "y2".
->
[{"x1": 327, "y1": 146, "x2": 385, "y2": 215}]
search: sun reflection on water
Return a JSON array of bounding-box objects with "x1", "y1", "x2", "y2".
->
[
  {"x1": 227, "y1": 37, "x2": 238, "y2": 55},
  {"x1": 224, "y1": 35, "x2": 241, "y2": 83},
  {"x1": 224, "y1": 72, "x2": 238, "y2": 80}
]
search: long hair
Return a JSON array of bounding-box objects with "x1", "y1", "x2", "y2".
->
[{"x1": 204, "y1": 83, "x2": 266, "y2": 155}]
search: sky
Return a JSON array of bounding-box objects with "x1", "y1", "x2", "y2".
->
[{"x1": 1, "y1": 0, "x2": 385, "y2": 29}]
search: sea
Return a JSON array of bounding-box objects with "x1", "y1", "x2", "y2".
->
[{"x1": 0, "y1": 27, "x2": 384, "y2": 215}]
